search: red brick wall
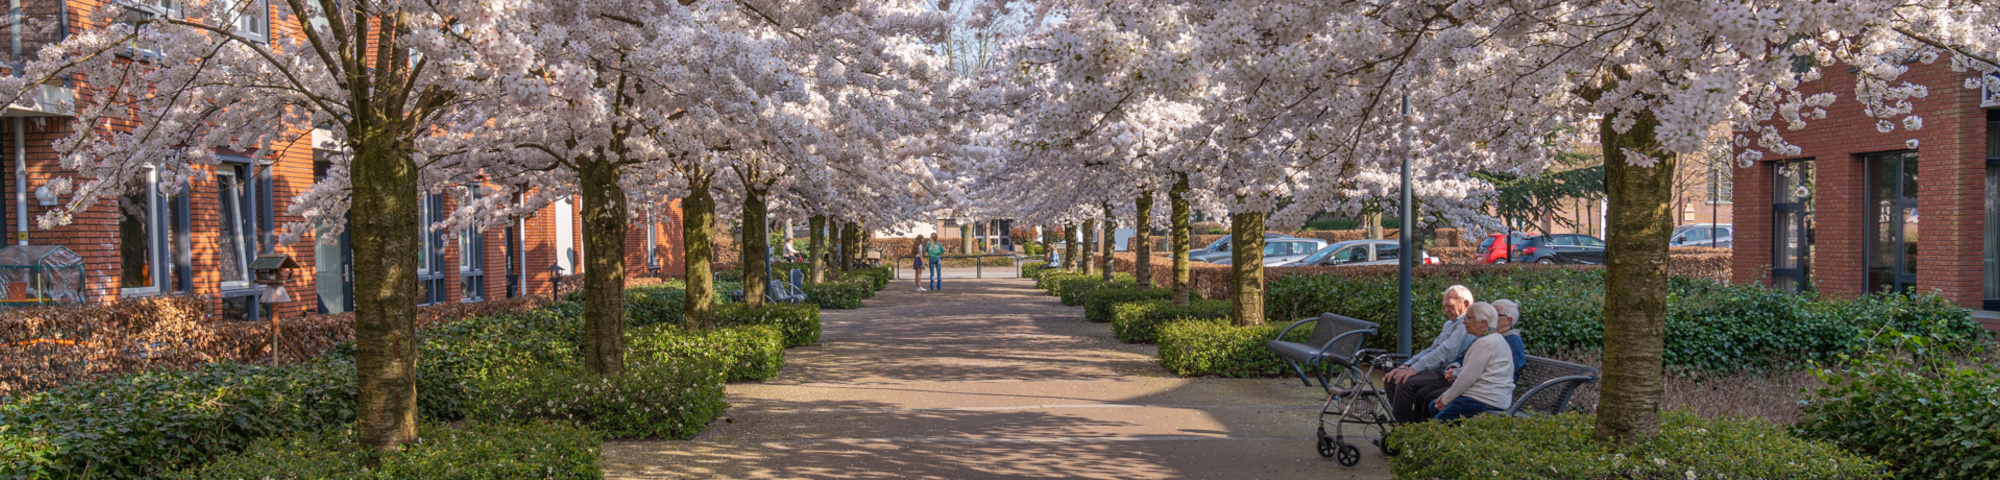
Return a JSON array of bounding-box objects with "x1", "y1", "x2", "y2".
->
[{"x1": 1734, "y1": 60, "x2": 1991, "y2": 310}]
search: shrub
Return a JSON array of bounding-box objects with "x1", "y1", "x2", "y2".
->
[
  {"x1": 178, "y1": 420, "x2": 601, "y2": 480},
  {"x1": 629, "y1": 324, "x2": 785, "y2": 382},
  {"x1": 716, "y1": 303, "x2": 823, "y2": 348},
  {"x1": 1079, "y1": 287, "x2": 1177, "y2": 323},
  {"x1": 1036, "y1": 270, "x2": 1087, "y2": 293},
  {"x1": 467, "y1": 357, "x2": 728, "y2": 440},
  {"x1": 842, "y1": 267, "x2": 892, "y2": 291},
  {"x1": 0, "y1": 362, "x2": 358, "y2": 479},
  {"x1": 625, "y1": 282, "x2": 689, "y2": 327},
  {"x1": 1391, "y1": 412, "x2": 1886, "y2": 479},
  {"x1": 1796, "y1": 334, "x2": 2000, "y2": 479},
  {"x1": 1156, "y1": 320, "x2": 1304, "y2": 377},
  {"x1": 803, "y1": 280, "x2": 870, "y2": 309},
  {"x1": 1021, "y1": 262, "x2": 1051, "y2": 280},
  {"x1": 1057, "y1": 274, "x2": 1136, "y2": 306},
  {"x1": 714, "y1": 268, "x2": 745, "y2": 283},
  {"x1": 1111, "y1": 299, "x2": 1232, "y2": 343}
]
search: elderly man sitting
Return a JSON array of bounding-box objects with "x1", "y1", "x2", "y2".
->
[
  {"x1": 1449, "y1": 298, "x2": 1527, "y2": 383},
  {"x1": 1384, "y1": 285, "x2": 1475, "y2": 424},
  {"x1": 1431, "y1": 302, "x2": 1515, "y2": 420}
]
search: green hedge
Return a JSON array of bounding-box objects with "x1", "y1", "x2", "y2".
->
[
  {"x1": 1079, "y1": 287, "x2": 1176, "y2": 323},
  {"x1": 716, "y1": 303, "x2": 822, "y2": 348},
  {"x1": 803, "y1": 280, "x2": 870, "y2": 309},
  {"x1": 1156, "y1": 320, "x2": 1307, "y2": 377},
  {"x1": 1058, "y1": 275, "x2": 1136, "y2": 306},
  {"x1": 1265, "y1": 270, "x2": 1990, "y2": 371},
  {"x1": 842, "y1": 267, "x2": 892, "y2": 292},
  {"x1": 466, "y1": 357, "x2": 728, "y2": 440},
  {"x1": 1797, "y1": 336, "x2": 2000, "y2": 479},
  {"x1": 1111, "y1": 299, "x2": 1233, "y2": 343},
  {"x1": 629, "y1": 324, "x2": 786, "y2": 382},
  {"x1": 1390, "y1": 412, "x2": 1886, "y2": 479},
  {"x1": 1021, "y1": 262, "x2": 1051, "y2": 279},
  {"x1": 175, "y1": 421, "x2": 601, "y2": 480},
  {"x1": 626, "y1": 282, "x2": 690, "y2": 327}
]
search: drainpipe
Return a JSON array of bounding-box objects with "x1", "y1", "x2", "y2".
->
[{"x1": 14, "y1": 117, "x2": 24, "y2": 245}]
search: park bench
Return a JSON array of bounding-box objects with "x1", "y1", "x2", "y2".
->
[
  {"x1": 1267, "y1": 313, "x2": 1379, "y2": 389},
  {"x1": 1505, "y1": 355, "x2": 1598, "y2": 416}
]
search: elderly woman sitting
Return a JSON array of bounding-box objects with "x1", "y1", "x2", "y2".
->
[{"x1": 1430, "y1": 302, "x2": 1515, "y2": 421}]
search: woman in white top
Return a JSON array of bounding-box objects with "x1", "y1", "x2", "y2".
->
[{"x1": 1430, "y1": 302, "x2": 1515, "y2": 420}]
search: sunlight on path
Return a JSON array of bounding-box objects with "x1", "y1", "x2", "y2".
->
[{"x1": 603, "y1": 278, "x2": 1394, "y2": 479}]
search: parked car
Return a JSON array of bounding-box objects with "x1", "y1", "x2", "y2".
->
[
  {"x1": 1514, "y1": 234, "x2": 1607, "y2": 264},
  {"x1": 1479, "y1": 233, "x2": 1531, "y2": 264},
  {"x1": 1282, "y1": 240, "x2": 1441, "y2": 267},
  {"x1": 1670, "y1": 224, "x2": 1733, "y2": 248},
  {"x1": 1189, "y1": 233, "x2": 1301, "y2": 263},
  {"x1": 1208, "y1": 238, "x2": 1329, "y2": 266}
]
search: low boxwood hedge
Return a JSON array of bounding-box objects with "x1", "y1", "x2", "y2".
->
[
  {"x1": 841, "y1": 267, "x2": 892, "y2": 292},
  {"x1": 629, "y1": 324, "x2": 785, "y2": 382},
  {"x1": 1390, "y1": 412, "x2": 1886, "y2": 479},
  {"x1": 177, "y1": 420, "x2": 602, "y2": 480},
  {"x1": 1058, "y1": 275, "x2": 1136, "y2": 306},
  {"x1": 466, "y1": 357, "x2": 728, "y2": 440},
  {"x1": 1079, "y1": 287, "x2": 1176, "y2": 323},
  {"x1": 626, "y1": 282, "x2": 689, "y2": 327},
  {"x1": 1111, "y1": 299, "x2": 1232, "y2": 343},
  {"x1": 1797, "y1": 336, "x2": 2000, "y2": 479},
  {"x1": 1155, "y1": 319, "x2": 1305, "y2": 377},
  {"x1": 716, "y1": 303, "x2": 823, "y2": 348},
  {"x1": 803, "y1": 280, "x2": 870, "y2": 309}
]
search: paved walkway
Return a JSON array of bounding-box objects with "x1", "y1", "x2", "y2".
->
[{"x1": 604, "y1": 278, "x2": 1394, "y2": 479}]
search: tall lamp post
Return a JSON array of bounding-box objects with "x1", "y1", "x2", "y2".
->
[{"x1": 1397, "y1": 94, "x2": 1415, "y2": 356}]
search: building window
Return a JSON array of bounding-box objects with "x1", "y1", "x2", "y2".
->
[
  {"x1": 1984, "y1": 110, "x2": 1999, "y2": 310},
  {"x1": 216, "y1": 166, "x2": 255, "y2": 290},
  {"x1": 119, "y1": 166, "x2": 188, "y2": 294},
  {"x1": 1772, "y1": 160, "x2": 1815, "y2": 292},
  {"x1": 418, "y1": 193, "x2": 447, "y2": 305},
  {"x1": 1864, "y1": 151, "x2": 1919, "y2": 295},
  {"x1": 646, "y1": 212, "x2": 662, "y2": 269},
  {"x1": 232, "y1": 0, "x2": 269, "y2": 42},
  {"x1": 1707, "y1": 159, "x2": 1734, "y2": 204},
  {"x1": 458, "y1": 189, "x2": 485, "y2": 302}
]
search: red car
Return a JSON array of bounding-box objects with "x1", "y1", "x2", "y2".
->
[{"x1": 1479, "y1": 233, "x2": 1529, "y2": 264}]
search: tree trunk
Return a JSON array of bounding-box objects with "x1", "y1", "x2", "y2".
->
[
  {"x1": 1134, "y1": 192, "x2": 1153, "y2": 289},
  {"x1": 843, "y1": 221, "x2": 863, "y2": 270},
  {"x1": 1366, "y1": 211, "x2": 1383, "y2": 240},
  {"x1": 833, "y1": 219, "x2": 848, "y2": 272},
  {"x1": 1170, "y1": 174, "x2": 1191, "y2": 305},
  {"x1": 808, "y1": 215, "x2": 826, "y2": 284},
  {"x1": 1230, "y1": 211, "x2": 1266, "y2": 326},
  {"x1": 1062, "y1": 221, "x2": 1078, "y2": 270},
  {"x1": 741, "y1": 186, "x2": 769, "y2": 307},
  {"x1": 577, "y1": 158, "x2": 628, "y2": 375},
  {"x1": 350, "y1": 133, "x2": 420, "y2": 452},
  {"x1": 1595, "y1": 109, "x2": 1672, "y2": 444},
  {"x1": 1100, "y1": 206, "x2": 1115, "y2": 282},
  {"x1": 961, "y1": 224, "x2": 974, "y2": 254},
  {"x1": 1079, "y1": 219, "x2": 1095, "y2": 275},
  {"x1": 682, "y1": 174, "x2": 718, "y2": 329}
]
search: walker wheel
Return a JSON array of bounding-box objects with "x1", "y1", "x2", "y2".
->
[
  {"x1": 1316, "y1": 434, "x2": 1337, "y2": 459},
  {"x1": 1336, "y1": 443, "x2": 1361, "y2": 468}
]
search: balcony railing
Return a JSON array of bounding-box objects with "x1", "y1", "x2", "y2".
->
[{"x1": 3, "y1": 0, "x2": 71, "y2": 117}]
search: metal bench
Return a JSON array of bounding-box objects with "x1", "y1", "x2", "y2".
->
[
  {"x1": 1505, "y1": 355, "x2": 1598, "y2": 416},
  {"x1": 1267, "y1": 313, "x2": 1378, "y2": 389}
]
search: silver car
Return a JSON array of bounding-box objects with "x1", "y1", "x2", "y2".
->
[
  {"x1": 1670, "y1": 224, "x2": 1733, "y2": 248},
  {"x1": 1189, "y1": 233, "x2": 1300, "y2": 263},
  {"x1": 1209, "y1": 238, "x2": 1329, "y2": 266},
  {"x1": 1282, "y1": 240, "x2": 1440, "y2": 267}
]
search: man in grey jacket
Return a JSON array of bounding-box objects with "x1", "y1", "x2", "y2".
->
[{"x1": 1384, "y1": 284, "x2": 1475, "y2": 423}]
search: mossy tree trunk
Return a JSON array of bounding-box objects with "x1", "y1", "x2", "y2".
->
[
  {"x1": 1079, "y1": 219, "x2": 1095, "y2": 275},
  {"x1": 1100, "y1": 205, "x2": 1116, "y2": 282},
  {"x1": 682, "y1": 173, "x2": 718, "y2": 329},
  {"x1": 1229, "y1": 211, "x2": 1266, "y2": 326},
  {"x1": 350, "y1": 129, "x2": 421, "y2": 453},
  {"x1": 1366, "y1": 210, "x2": 1383, "y2": 240},
  {"x1": 577, "y1": 155, "x2": 628, "y2": 375},
  {"x1": 740, "y1": 183, "x2": 769, "y2": 308},
  {"x1": 843, "y1": 221, "x2": 863, "y2": 271},
  {"x1": 1062, "y1": 221, "x2": 1078, "y2": 270},
  {"x1": 1595, "y1": 109, "x2": 1672, "y2": 444},
  {"x1": 1133, "y1": 192, "x2": 1153, "y2": 289},
  {"x1": 1170, "y1": 173, "x2": 1191, "y2": 304},
  {"x1": 808, "y1": 215, "x2": 826, "y2": 284}
]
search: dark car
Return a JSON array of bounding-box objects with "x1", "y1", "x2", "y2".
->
[{"x1": 1516, "y1": 234, "x2": 1607, "y2": 264}]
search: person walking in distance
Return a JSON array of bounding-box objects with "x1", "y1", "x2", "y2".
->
[
  {"x1": 925, "y1": 234, "x2": 945, "y2": 291},
  {"x1": 912, "y1": 241, "x2": 927, "y2": 291}
]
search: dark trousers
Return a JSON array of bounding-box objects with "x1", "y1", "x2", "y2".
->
[{"x1": 1388, "y1": 369, "x2": 1452, "y2": 423}]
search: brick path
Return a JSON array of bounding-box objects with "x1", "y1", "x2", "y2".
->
[{"x1": 603, "y1": 278, "x2": 1394, "y2": 479}]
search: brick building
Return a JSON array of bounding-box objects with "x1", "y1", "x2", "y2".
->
[
  {"x1": 1, "y1": 1, "x2": 686, "y2": 322},
  {"x1": 1733, "y1": 59, "x2": 1999, "y2": 324}
]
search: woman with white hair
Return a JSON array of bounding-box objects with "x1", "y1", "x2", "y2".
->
[{"x1": 1431, "y1": 302, "x2": 1515, "y2": 420}]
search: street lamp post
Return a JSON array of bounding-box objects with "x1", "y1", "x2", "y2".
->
[{"x1": 1397, "y1": 94, "x2": 1415, "y2": 356}]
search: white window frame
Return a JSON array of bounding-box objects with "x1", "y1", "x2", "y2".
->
[
  {"x1": 216, "y1": 168, "x2": 254, "y2": 291},
  {"x1": 231, "y1": 0, "x2": 269, "y2": 43},
  {"x1": 120, "y1": 167, "x2": 165, "y2": 296}
]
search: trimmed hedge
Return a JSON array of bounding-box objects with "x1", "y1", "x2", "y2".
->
[
  {"x1": 1156, "y1": 320, "x2": 1307, "y2": 377},
  {"x1": 1058, "y1": 275, "x2": 1136, "y2": 306},
  {"x1": 466, "y1": 357, "x2": 728, "y2": 440},
  {"x1": 1111, "y1": 299, "x2": 1233, "y2": 343},
  {"x1": 175, "y1": 421, "x2": 602, "y2": 480},
  {"x1": 1797, "y1": 337, "x2": 2000, "y2": 479},
  {"x1": 803, "y1": 280, "x2": 870, "y2": 309},
  {"x1": 842, "y1": 267, "x2": 893, "y2": 292},
  {"x1": 716, "y1": 303, "x2": 823, "y2": 348},
  {"x1": 1021, "y1": 262, "x2": 1052, "y2": 280},
  {"x1": 1264, "y1": 269, "x2": 1991, "y2": 371},
  {"x1": 629, "y1": 324, "x2": 786, "y2": 382},
  {"x1": 1079, "y1": 287, "x2": 1175, "y2": 323},
  {"x1": 1390, "y1": 412, "x2": 1886, "y2": 479},
  {"x1": 626, "y1": 282, "x2": 690, "y2": 327}
]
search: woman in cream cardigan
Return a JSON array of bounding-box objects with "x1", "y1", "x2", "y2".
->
[{"x1": 1430, "y1": 302, "x2": 1515, "y2": 420}]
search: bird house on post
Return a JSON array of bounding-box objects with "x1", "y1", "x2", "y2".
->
[{"x1": 250, "y1": 254, "x2": 298, "y2": 287}]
